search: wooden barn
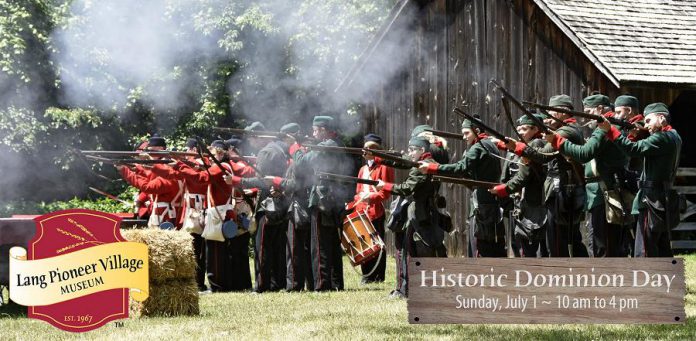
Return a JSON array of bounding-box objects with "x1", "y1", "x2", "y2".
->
[{"x1": 341, "y1": 0, "x2": 696, "y2": 255}]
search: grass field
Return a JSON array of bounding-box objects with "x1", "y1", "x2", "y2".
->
[{"x1": 2, "y1": 254, "x2": 696, "y2": 340}]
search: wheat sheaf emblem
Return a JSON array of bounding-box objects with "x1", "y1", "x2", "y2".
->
[{"x1": 55, "y1": 218, "x2": 105, "y2": 254}]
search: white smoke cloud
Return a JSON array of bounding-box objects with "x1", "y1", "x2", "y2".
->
[
  {"x1": 52, "y1": 0, "x2": 224, "y2": 113},
  {"x1": 51, "y1": 0, "x2": 419, "y2": 135}
]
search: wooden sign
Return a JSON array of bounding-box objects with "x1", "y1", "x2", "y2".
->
[{"x1": 408, "y1": 258, "x2": 685, "y2": 324}]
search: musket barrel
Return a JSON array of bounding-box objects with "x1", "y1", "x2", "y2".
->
[
  {"x1": 366, "y1": 149, "x2": 418, "y2": 168},
  {"x1": 304, "y1": 144, "x2": 364, "y2": 155},
  {"x1": 433, "y1": 175, "x2": 498, "y2": 188},
  {"x1": 316, "y1": 172, "x2": 379, "y2": 186},
  {"x1": 424, "y1": 128, "x2": 464, "y2": 140},
  {"x1": 85, "y1": 155, "x2": 175, "y2": 164},
  {"x1": 453, "y1": 108, "x2": 510, "y2": 142},
  {"x1": 523, "y1": 101, "x2": 642, "y2": 130},
  {"x1": 81, "y1": 150, "x2": 198, "y2": 157},
  {"x1": 213, "y1": 127, "x2": 287, "y2": 138}
]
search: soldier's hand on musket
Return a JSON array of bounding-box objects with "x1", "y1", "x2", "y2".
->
[
  {"x1": 544, "y1": 131, "x2": 558, "y2": 144},
  {"x1": 262, "y1": 176, "x2": 277, "y2": 186},
  {"x1": 417, "y1": 161, "x2": 437, "y2": 174},
  {"x1": 137, "y1": 152, "x2": 152, "y2": 160},
  {"x1": 375, "y1": 180, "x2": 385, "y2": 191},
  {"x1": 269, "y1": 186, "x2": 282, "y2": 198},
  {"x1": 505, "y1": 138, "x2": 518, "y2": 151},
  {"x1": 223, "y1": 174, "x2": 234, "y2": 185},
  {"x1": 598, "y1": 118, "x2": 612, "y2": 132}
]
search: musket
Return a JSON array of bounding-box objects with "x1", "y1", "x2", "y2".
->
[
  {"x1": 365, "y1": 149, "x2": 419, "y2": 168},
  {"x1": 213, "y1": 127, "x2": 288, "y2": 139},
  {"x1": 501, "y1": 96, "x2": 526, "y2": 141},
  {"x1": 229, "y1": 155, "x2": 258, "y2": 163},
  {"x1": 490, "y1": 79, "x2": 554, "y2": 133},
  {"x1": 453, "y1": 107, "x2": 511, "y2": 142},
  {"x1": 432, "y1": 175, "x2": 498, "y2": 188},
  {"x1": 424, "y1": 128, "x2": 464, "y2": 140},
  {"x1": 196, "y1": 137, "x2": 233, "y2": 176},
  {"x1": 85, "y1": 155, "x2": 176, "y2": 165},
  {"x1": 81, "y1": 150, "x2": 199, "y2": 157},
  {"x1": 89, "y1": 187, "x2": 134, "y2": 207},
  {"x1": 305, "y1": 144, "x2": 402, "y2": 156},
  {"x1": 198, "y1": 137, "x2": 264, "y2": 176},
  {"x1": 535, "y1": 108, "x2": 567, "y2": 126},
  {"x1": 523, "y1": 101, "x2": 643, "y2": 130},
  {"x1": 490, "y1": 79, "x2": 529, "y2": 113},
  {"x1": 304, "y1": 144, "x2": 364, "y2": 155},
  {"x1": 316, "y1": 172, "x2": 379, "y2": 186}
]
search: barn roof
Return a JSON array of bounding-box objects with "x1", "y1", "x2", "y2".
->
[{"x1": 535, "y1": 0, "x2": 696, "y2": 87}]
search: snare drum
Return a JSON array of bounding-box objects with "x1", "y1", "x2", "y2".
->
[{"x1": 340, "y1": 210, "x2": 385, "y2": 266}]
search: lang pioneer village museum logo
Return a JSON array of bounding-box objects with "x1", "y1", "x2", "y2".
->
[{"x1": 7, "y1": 209, "x2": 149, "y2": 332}]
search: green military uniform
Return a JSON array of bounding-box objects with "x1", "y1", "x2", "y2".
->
[
  {"x1": 496, "y1": 115, "x2": 548, "y2": 257},
  {"x1": 277, "y1": 128, "x2": 315, "y2": 291},
  {"x1": 614, "y1": 95, "x2": 644, "y2": 256},
  {"x1": 382, "y1": 136, "x2": 445, "y2": 297},
  {"x1": 425, "y1": 119, "x2": 504, "y2": 257},
  {"x1": 558, "y1": 126, "x2": 631, "y2": 257},
  {"x1": 294, "y1": 116, "x2": 355, "y2": 291},
  {"x1": 519, "y1": 95, "x2": 588, "y2": 257},
  {"x1": 240, "y1": 138, "x2": 290, "y2": 293},
  {"x1": 601, "y1": 102, "x2": 682, "y2": 257}
]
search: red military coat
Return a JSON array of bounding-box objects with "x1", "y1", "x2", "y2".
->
[
  {"x1": 120, "y1": 164, "x2": 182, "y2": 223},
  {"x1": 347, "y1": 161, "x2": 394, "y2": 221}
]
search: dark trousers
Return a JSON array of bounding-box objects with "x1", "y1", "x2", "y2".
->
[
  {"x1": 587, "y1": 204, "x2": 625, "y2": 257},
  {"x1": 546, "y1": 206, "x2": 588, "y2": 257},
  {"x1": 396, "y1": 227, "x2": 442, "y2": 297},
  {"x1": 469, "y1": 216, "x2": 506, "y2": 257},
  {"x1": 254, "y1": 216, "x2": 288, "y2": 292},
  {"x1": 208, "y1": 233, "x2": 252, "y2": 291},
  {"x1": 311, "y1": 210, "x2": 344, "y2": 291},
  {"x1": 287, "y1": 220, "x2": 314, "y2": 291},
  {"x1": 515, "y1": 229, "x2": 546, "y2": 258},
  {"x1": 634, "y1": 209, "x2": 673, "y2": 257},
  {"x1": 192, "y1": 233, "x2": 207, "y2": 290},
  {"x1": 360, "y1": 216, "x2": 386, "y2": 282},
  {"x1": 393, "y1": 231, "x2": 406, "y2": 295}
]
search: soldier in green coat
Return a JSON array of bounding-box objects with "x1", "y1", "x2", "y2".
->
[
  {"x1": 508, "y1": 95, "x2": 588, "y2": 257},
  {"x1": 545, "y1": 94, "x2": 632, "y2": 257},
  {"x1": 418, "y1": 117, "x2": 504, "y2": 257},
  {"x1": 490, "y1": 114, "x2": 547, "y2": 257},
  {"x1": 376, "y1": 136, "x2": 445, "y2": 297},
  {"x1": 293, "y1": 115, "x2": 356, "y2": 291},
  {"x1": 598, "y1": 102, "x2": 682, "y2": 257},
  {"x1": 612, "y1": 95, "x2": 646, "y2": 256}
]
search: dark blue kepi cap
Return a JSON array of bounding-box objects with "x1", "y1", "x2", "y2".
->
[{"x1": 364, "y1": 133, "x2": 382, "y2": 144}]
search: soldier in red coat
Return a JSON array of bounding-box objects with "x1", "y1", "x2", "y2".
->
[
  {"x1": 170, "y1": 140, "x2": 253, "y2": 292},
  {"x1": 150, "y1": 137, "x2": 210, "y2": 292},
  {"x1": 346, "y1": 133, "x2": 394, "y2": 283},
  {"x1": 117, "y1": 135, "x2": 183, "y2": 229}
]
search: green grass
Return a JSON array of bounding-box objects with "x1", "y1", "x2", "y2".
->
[{"x1": 2, "y1": 255, "x2": 696, "y2": 340}]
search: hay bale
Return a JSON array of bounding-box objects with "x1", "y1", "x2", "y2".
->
[
  {"x1": 130, "y1": 278, "x2": 199, "y2": 317},
  {"x1": 121, "y1": 228, "x2": 196, "y2": 283}
]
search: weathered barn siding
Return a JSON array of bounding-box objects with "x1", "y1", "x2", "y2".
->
[{"x1": 361, "y1": 0, "x2": 611, "y2": 256}]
